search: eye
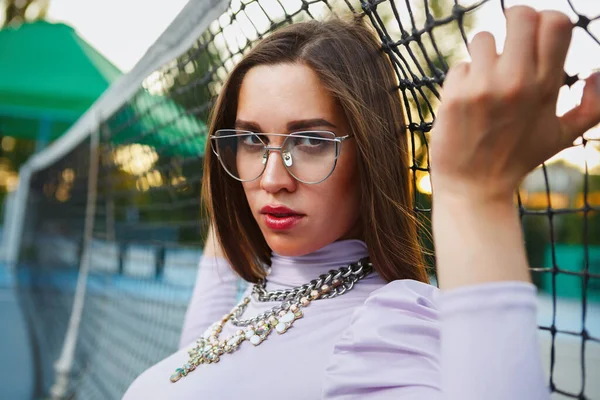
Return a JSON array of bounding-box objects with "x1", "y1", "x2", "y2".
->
[
  {"x1": 297, "y1": 136, "x2": 323, "y2": 146},
  {"x1": 287, "y1": 132, "x2": 335, "y2": 156},
  {"x1": 291, "y1": 132, "x2": 331, "y2": 147},
  {"x1": 239, "y1": 134, "x2": 263, "y2": 146}
]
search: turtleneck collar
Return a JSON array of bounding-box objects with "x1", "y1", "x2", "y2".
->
[{"x1": 265, "y1": 240, "x2": 370, "y2": 289}]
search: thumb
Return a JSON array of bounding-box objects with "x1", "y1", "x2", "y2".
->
[{"x1": 559, "y1": 72, "x2": 600, "y2": 145}]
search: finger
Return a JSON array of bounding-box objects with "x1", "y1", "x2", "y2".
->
[
  {"x1": 441, "y1": 62, "x2": 470, "y2": 100},
  {"x1": 537, "y1": 11, "x2": 573, "y2": 84},
  {"x1": 559, "y1": 72, "x2": 600, "y2": 145},
  {"x1": 501, "y1": 6, "x2": 539, "y2": 74},
  {"x1": 469, "y1": 32, "x2": 498, "y2": 74}
]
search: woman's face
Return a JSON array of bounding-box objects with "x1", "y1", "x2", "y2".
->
[{"x1": 236, "y1": 62, "x2": 361, "y2": 256}]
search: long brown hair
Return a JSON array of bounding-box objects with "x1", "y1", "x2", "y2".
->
[{"x1": 202, "y1": 17, "x2": 429, "y2": 284}]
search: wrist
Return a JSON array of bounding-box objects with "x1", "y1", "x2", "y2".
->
[
  {"x1": 431, "y1": 189, "x2": 530, "y2": 290},
  {"x1": 432, "y1": 188, "x2": 515, "y2": 214}
]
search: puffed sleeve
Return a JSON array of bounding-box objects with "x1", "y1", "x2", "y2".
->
[
  {"x1": 323, "y1": 280, "x2": 440, "y2": 399},
  {"x1": 322, "y1": 280, "x2": 549, "y2": 400},
  {"x1": 178, "y1": 255, "x2": 242, "y2": 348}
]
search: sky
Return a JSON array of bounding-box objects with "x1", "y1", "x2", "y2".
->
[
  {"x1": 45, "y1": 0, "x2": 599, "y2": 173},
  {"x1": 46, "y1": 0, "x2": 190, "y2": 72},
  {"x1": 46, "y1": 0, "x2": 598, "y2": 75}
]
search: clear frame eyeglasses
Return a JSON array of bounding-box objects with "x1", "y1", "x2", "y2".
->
[{"x1": 210, "y1": 129, "x2": 353, "y2": 184}]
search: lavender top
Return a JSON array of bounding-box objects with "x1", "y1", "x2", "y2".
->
[{"x1": 123, "y1": 240, "x2": 549, "y2": 399}]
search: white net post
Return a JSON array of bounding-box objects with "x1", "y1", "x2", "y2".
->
[
  {"x1": 49, "y1": 127, "x2": 100, "y2": 400},
  {"x1": 0, "y1": 1, "x2": 231, "y2": 397}
]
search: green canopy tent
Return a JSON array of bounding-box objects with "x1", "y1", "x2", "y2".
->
[
  {"x1": 108, "y1": 90, "x2": 208, "y2": 158},
  {"x1": 0, "y1": 20, "x2": 207, "y2": 162},
  {"x1": 0, "y1": 20, "x2": 121, "y2": 148}
]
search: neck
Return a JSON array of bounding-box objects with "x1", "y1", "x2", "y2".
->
[{"x1": 265, "y1": 239, "x2": 370, "y2": 289}]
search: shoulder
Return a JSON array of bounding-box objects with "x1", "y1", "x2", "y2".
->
[
  {"x1": 363, "y1": 278, "x2": 439, "y2": 316},
  {"x1": 322, "y1": 280, "x2": 441, "y2": 398},
  {"x1": 335, "y1": 279, "x2": 440, "y2": 348},
  {"x1": 349, "y1": 279, "x2": 440, "y2": 339}
]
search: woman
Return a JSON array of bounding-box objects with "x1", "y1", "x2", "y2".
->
[{"x1": 124, "y1": 6, "x2": 600, "y2": 399}]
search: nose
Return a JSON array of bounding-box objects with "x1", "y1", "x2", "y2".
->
[{"x1": 260, "y1": 150, "x2": 297, "y2": 193}]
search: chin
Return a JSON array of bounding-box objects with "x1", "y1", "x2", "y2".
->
[
  {"x1": 265, "y1": 238, "x2": 311, "y2": 257},
  {"x1": 263, "y1": 233, "x2": 320, "y2": 257}
]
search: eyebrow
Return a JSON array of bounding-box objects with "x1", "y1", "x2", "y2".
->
[{"x1": 234, "y1": 118, "x2": 337, "y2": 132}]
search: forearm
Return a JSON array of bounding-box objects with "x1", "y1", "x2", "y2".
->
[
  {"x1": 432, "y1": 194, "x2": 531, "y2": 291},
  {"x1": 439, "y1": 281, "x2": 549, "y2": 399},
  {"x1": 433, "y1": 195, "x2": 549, "y2": 398}
]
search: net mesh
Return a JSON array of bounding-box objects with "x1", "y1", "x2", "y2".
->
[{"x1": 11, "y1": 0, "x2": 600, "y2": 399}]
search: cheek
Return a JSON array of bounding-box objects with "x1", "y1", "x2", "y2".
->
[
  {"x1": 336, "y1": 145, "x2": 360, "y2": 203},
  {"x1": 241, "y1": 181, "x2": 260, "y2": 214},
  {"x1": 314, "y1": 150, "x2": 361, "y2": 227},
  {"x1": 339, "y1": 170, "x2": 360, "y2": 217},
  {"x1": 338, "y1": 151, "x2": 361, "y2": 227}
]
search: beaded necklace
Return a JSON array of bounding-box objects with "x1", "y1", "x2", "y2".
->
[{"x1": 170, "y1": 258, "x2": 372, "y2": 383}]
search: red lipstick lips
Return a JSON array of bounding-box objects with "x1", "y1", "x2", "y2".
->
[{"x1": 260, "y1": 205, "x2": 304, "y2": 230}]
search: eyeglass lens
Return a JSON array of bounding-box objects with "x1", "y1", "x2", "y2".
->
[{"x1": 212, "y1": 131, "x2": 339, "y2": 183}]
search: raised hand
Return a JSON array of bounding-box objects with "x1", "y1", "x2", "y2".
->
[
  {"x1": 429, "y1": 6, "x2": 600, "y2": 290},
  {"x1": 430, "y1": 6, "x2": 600, "y2": 205}
]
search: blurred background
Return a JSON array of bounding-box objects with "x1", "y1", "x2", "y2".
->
[{"x1": 0, "y1": 0, "x2": 598, "y2": 399}]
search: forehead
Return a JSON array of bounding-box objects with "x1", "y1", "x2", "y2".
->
[{"x1": 236, "y1": 63, "x2": 342, "y2": 131}]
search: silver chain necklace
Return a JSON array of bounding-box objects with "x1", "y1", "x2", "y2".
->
[
  {"x1": 170, "y1": 258, "x2": 373, "y2": 383},
  {"x1": 231, "y1": 258, "x2": 373, "y2": 327}
]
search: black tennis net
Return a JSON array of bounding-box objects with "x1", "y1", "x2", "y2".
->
[{"x1": 11, "y1": 0, "x2": 599, "y2": 398}]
